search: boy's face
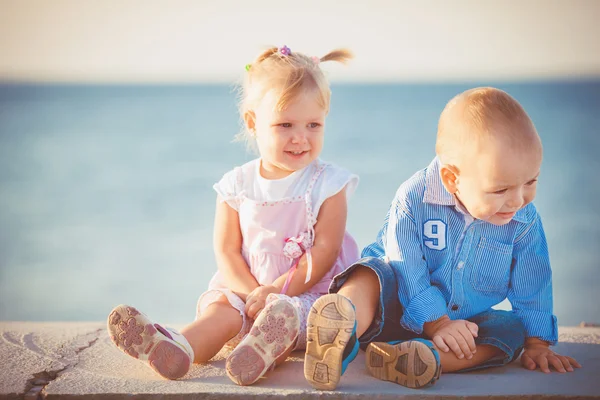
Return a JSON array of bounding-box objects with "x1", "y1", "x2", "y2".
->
[{"x1": 443, "y1": 131, "x2": 542, "y2": 226}]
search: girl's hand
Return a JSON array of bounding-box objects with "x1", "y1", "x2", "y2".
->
[
  {"x1": 521, "y1": 342, "x2": 582, "y2": 373},
  {"x1": 244, "y1": 285, "x2": 280, "y2": 319}
]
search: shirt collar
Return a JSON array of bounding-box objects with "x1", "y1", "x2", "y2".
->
[
  {"x1": 422, "y1": 157, "x2": 529, "y2": 224},
  {"x1": 423, "y1": 157, "x2": 455, "y2": 206}
]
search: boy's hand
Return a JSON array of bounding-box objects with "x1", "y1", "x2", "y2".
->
[
  {"x1": 521, "y1": 338, "x2": 582, "y2": 373},
  {"x1": 424, "y1": 315, "x2": 479, "y2": 360},
  {"x1": 244, "y1": 285, "x2": 280, "y2": 319}
]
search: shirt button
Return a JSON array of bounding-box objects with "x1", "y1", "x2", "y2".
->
[
  {"x1": 457, "y1": 261, "x2": 464, "y2": 270},
  {"x1": 451, "y1": 304, "x2": 459, "y2": 311}
]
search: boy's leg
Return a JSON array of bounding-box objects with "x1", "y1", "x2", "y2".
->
[
  {"x1": 180, "y1": 296, "x2": 243, "y2": 363},
  {"x1": 337, "y1": 266, "x2": 380, "y2": 338},
  {"x1": 305, "y1": 257, "x2": 399, "y2": 390},
  {"x1": 438, "y1": 309, "x2": 526, "y2": 373},
  {"x1": 304, "y1": 293, "x2": 357, "y2": 390},
  {"x1": 365, "y1": 309, "x2": 526, "y2": 388},
  {"x1": 331, "y1": 257, "x2": 403, "y2": 346},
  {"x1": 436, "y1": 344, "x2": 503, "y2": 372}
]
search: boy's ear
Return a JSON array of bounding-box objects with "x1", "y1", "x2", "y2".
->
[
  {"x1": 244, "y1": 110, "x2": 256, "y2": 135},
  {"x1": 440, "y1": 164, "x2": 460, "y2": 194}
]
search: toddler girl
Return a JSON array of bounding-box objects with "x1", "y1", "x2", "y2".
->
[{"x1": 107, "y1": 45, "x2": 360, "y2": 386}]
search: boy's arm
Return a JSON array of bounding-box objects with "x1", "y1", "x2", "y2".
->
[
  {"x1": 508, "y1": 213, "x2": 557, "y2": 344},
  {"x1": 509, "y1": 213, "x2": 581, "y2": 372},
  {"x1": 375, "y1": 186, "x2": 479, "y2": 360},
  {"x1": 382, "y1": 191, "x2": 447, "y2": 333}
]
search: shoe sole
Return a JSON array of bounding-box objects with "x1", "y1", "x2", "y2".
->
[
  {"x1": 304, "y1": 294, "x2": 356, "y2": 390},
  {"x1": 226, "y1": 299, "x2": 300, "y2": 386},
  {"x1": 365, "y1": 341, "x2": 441, "y2": 389},
  {"x1": 107, "y1": 304, "x2": 190, "y2": 380}
]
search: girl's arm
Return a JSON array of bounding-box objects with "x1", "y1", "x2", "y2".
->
[
  {"x1": 272, "y1": 187, "x2": 348, "y2": 296},
  {"x1": 213, "y1": 196, "x2": 260, "y2": 301}
]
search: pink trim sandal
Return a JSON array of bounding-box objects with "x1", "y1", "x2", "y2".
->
[
  {"x1": 107, "y1": 304, "x2": 194, "y2": 380},
  {"x1": 226, "y1": 299, "x2": 300, "y2": 385}
]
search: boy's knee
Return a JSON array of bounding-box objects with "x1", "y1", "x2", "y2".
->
[
  {"x1": 348, "y1": 265, "x2": 379, "y2": 284},
  {"x1": 495, "y1": 310, "x2": 525, "y2": 330},
  {"x1": 332, "y1": 263, "x2": 382, "y2": 297},
  {"x1": 480, "y1": 310, "x2": 526, "y2": 347}
]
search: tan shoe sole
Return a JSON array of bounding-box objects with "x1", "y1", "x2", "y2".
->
[
  {"x1": 366, "y1": 340, "x2": 441, "y2": 389},
  {"x1": 304, "y1": 294, "x2": 356, "y2": 390}
]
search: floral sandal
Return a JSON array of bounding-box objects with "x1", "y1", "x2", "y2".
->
[
  {"x1": 107, "y1": 304, "x2": 194, "y2": 380},
  {"x1": 226, "y1": 299, "x2": 300, "y2": 385}
]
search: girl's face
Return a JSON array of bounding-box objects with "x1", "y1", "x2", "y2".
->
[{"x1": 247, "y1": 90, "x2": 327, "y2": 179}]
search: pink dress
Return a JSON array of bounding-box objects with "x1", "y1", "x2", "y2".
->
[{"x1": 197, "y1": 159, "x2": 359, "y2": 349}]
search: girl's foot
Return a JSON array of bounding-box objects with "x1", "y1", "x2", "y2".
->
[
  {"x1": 107, "y1": 304, "x2": 194, "y2": 380},
  {"x1": 226, "y1": 299, "x2": 300, "y2": 386},
  {"x1": 304, "y1": 293, "x2": 359, "y2": 390},
  {"x1": 365, "y1": 339, "x2": 441, "y2": 389}
]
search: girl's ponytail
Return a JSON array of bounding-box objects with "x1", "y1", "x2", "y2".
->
[{"x1": 318, "y1": 49, "x2": 353, "y2": 64}]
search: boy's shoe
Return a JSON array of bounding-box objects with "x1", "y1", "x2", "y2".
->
[
  {"x1": 107, "y1": 304, "x2": 194, "y2": 380},
  {"x1": 365, "y1": 338, "x2": 441, "y2": 389},
  {"x1": 304, "y1": 293, "x2": 359, "y2": 390},
  {"x1": 226, "y1": 299, "x2": 300, "y2": 386}
]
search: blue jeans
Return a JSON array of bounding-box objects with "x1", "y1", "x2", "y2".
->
[{"x1": 329, "y1": 257, "x2": 526, "y2": 372}]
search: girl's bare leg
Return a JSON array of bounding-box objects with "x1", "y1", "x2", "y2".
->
[{"x1": 180, "y1": 297, "x2": 243, "y2": 363}]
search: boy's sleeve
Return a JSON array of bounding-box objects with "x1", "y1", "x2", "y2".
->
[
  {"x1": 508, "y1": 213, "x2": 558, "y2": 344},
  {"x1": 382, "y1": 189, "x2": 448, "y2": 334}
]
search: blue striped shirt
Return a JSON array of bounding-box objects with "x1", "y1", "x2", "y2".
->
[{"x1": 363, "y1": 157, "x2": 558, "y2": 344}]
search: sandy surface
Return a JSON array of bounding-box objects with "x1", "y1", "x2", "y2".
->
[{"x1": 1, "y1": 322, "x2": 599, "y2": 399}]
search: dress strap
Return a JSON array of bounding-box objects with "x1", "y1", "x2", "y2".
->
[
  {"x1": 279, "y1": 162, "x2": 328, "y2": 294},
  {"x1": 302, "y1": 161, "x2": 327, "y2": 284}
]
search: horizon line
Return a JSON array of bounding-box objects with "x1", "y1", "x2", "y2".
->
[{"x1": 2, "y1": 75, "x2": 599, "y2": 86}]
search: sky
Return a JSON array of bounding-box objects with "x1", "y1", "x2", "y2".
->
[{"x1": 1, "y1": 0, "x2": 599, "y2": 83}]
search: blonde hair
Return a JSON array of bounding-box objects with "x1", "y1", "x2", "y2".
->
[
  {"x1": 436, "y1": 87, "x2": 539, "y2": 163},
  {"x1": 236, "y1": 46, "x2": 353, "y2": 146}
]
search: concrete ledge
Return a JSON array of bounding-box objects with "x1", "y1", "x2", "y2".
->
[{"x1": 1, "y1": 322, "x2": 599, "y2": 399}]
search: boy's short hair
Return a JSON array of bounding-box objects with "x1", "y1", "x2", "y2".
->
[{"x1": 436, "y1": 87, "x2": 539, "y2": 163}]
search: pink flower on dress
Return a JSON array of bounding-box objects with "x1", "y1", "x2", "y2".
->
[
  {"x1": 118, "y1": 318, "x2": 144, "y2": 347},
  {"x1": 283, "y1": 232, "x2": 311, "y2": 260},
  {"x1": 259, "y1": 315, "x2": 289, "y2": 344}
]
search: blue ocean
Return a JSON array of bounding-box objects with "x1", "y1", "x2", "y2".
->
[{"x1": 0, "y1": 82, "x2": 598, "y2": 325}]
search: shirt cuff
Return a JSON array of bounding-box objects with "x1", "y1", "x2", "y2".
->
[
  {"x1": 400, "y1": 287, "x2": 448, "y2": 334},
  {"x1": 516, "y1": 309, "x2": 559, "y2": 345}
]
